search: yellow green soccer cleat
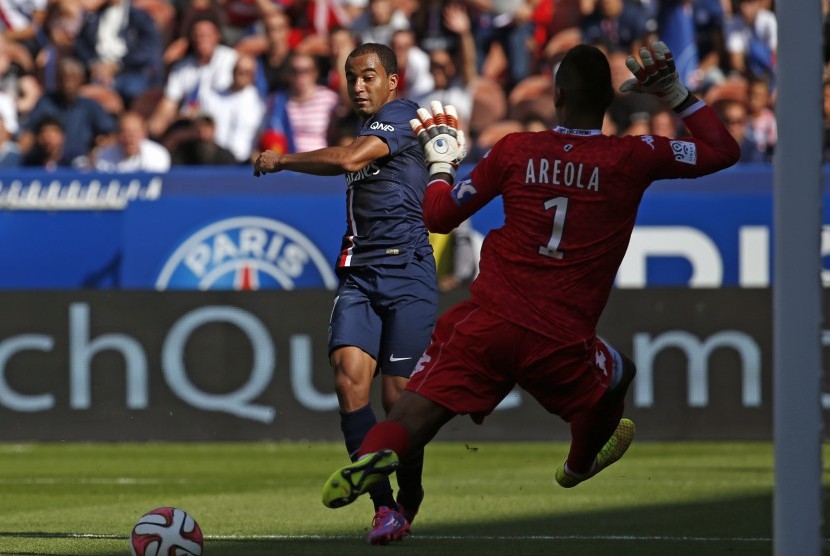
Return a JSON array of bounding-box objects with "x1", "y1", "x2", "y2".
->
[
  {"x1": 322, "y1": 450, "x2": 401, "y2": 508},
  {"x1": 555, "y1": 418, "x2": 635, "y2": 488}
]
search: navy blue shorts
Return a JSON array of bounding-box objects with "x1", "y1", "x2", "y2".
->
[{"x1": 328, "y1": 254, "x2": 438, "y2": 378}]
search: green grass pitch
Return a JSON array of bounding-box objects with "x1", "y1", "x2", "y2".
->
[{"x1": 0, "y1": 441, "x2": 828, "y2": 555}]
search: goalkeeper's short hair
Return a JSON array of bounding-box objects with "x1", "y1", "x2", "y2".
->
[{"x1": 555, "y1": 45, "x2": 614, "y2": 114}]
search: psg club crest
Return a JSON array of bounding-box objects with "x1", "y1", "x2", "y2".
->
[{"x1": 155, "y1": 216, "x2": 338, "y2": 290}]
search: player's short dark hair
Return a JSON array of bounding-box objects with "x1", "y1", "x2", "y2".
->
[
  {"x1": 347, "y1": 43, "x2": 398, "y2": 77},
  {"x1": 555, "y1": 44, "x2": 614, "y2": 114}
]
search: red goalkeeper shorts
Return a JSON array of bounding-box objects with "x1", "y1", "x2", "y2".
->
[{"x1": 406, "y1": 299, "x2": 614, "y2": 422}]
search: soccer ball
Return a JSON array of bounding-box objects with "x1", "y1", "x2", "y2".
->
[{"x1": 130, "y1": 507, "x2": 204, "y2": 556}]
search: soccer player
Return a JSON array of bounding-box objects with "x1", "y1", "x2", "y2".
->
[
  {"x1": 320, "y1": 42, "x2": 741, "y2": 512},
  {"x1": 253, "y1": 44, "x2": 440, "y2": 544}
]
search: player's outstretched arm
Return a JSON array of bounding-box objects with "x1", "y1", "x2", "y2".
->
[
  {"x1": 621, "y1": 41, "x2": 739, "y2": 175},
  {"x1": 253, "y1": 136, "x2": 390, "y2": 177},
  {"x1": 409, "y1": 101, "x2": 467, "y2": 180}
]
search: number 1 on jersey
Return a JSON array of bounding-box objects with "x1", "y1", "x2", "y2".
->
[{"x1": 539, "y1": 196, "x2": 568, "y2": 259}]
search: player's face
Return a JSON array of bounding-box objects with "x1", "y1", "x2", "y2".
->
[{"x1": 345, "y1": 53, "x2": 398, "y2": 119}]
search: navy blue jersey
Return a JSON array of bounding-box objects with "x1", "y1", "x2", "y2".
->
[{"x1": 336, "y1": 99, "x2": 433, "y2": 268}]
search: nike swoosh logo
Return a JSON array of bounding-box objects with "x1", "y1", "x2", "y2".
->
[{"x1": 389, "y1": 355, "x2": 412, "y2": 362}]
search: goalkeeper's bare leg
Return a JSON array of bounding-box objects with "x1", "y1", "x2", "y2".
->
[
  {"x1": 556, "y1": 351, "x2": 637, "y2": 487},
  {"x1": 322, "y1": 391, "x2": 455, "y2": 509}
]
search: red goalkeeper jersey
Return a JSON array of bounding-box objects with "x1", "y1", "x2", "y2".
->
[{"x1": 423, "y1": 102, "x2": 739, "y2": 345}]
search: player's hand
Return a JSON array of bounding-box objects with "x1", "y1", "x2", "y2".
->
[
  {"x1": 619, "y1": 41, "x2": 689, "y2": 109},
  {"x1": 409, "y1": 101, "x2": 467, "y2": 179},
  {"x1": 253, "y1": 149, "x2": 281, "y2": 177}
]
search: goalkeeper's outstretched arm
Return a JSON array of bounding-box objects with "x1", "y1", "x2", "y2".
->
[{"x1": 621, "y1": 41, "x2": 739, "y2": 177}]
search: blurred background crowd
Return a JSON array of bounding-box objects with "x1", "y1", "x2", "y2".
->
[{"x1": 0, "y1": 0, "x2": 814, "y2": 171}]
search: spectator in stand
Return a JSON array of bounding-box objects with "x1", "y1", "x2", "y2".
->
[
  {"x1": 74, "y1": 0, "x2": 164, "y2": 107},
  {"x1": 744, "y1": 74, "x2": 775, "y2": 161},
  {"x1": 413, "y1": 4, "x2": 477, "y2": 129},
  {"x1": 350, "y1": 0, "x2": 409, "y2": 46},
  {"x1": 472, "y1": 0, "x2": 536, "y2": 91},
  {"x1": 823, "y1": 79, "x2": 830, "y2": 163},
  {"x1": 0, "y1": 34, "x2": 40, "y2": 117},
  {"x1": 339, "y1": 0, "x2": 368, "y2": 20},
  {"x1": 20, "y1": 57, "x2": 115, "y2": 164},
  {"x1": 35, "y1": 0, "x2": 84, "y2": 95},
  {"x1": 651, "y1": 107, "x2": 680, "y2": 138},
  {"x1": 327, "y1": 26, "x2": 359, "y2": 104},
  {"x1": 148, "y1": 13, "x2": 238, "y2": 140},
  {"x1": 580, "y1": 0, "x2": 654, "y2": 54},
  {"x1": 0, "y1": 113, "x2": 21, "y2": 167},
  {"x1": 131, "y1": 0, "x2": 177, "y2": 45},
  {"x1": 259, "y1": 52, "x2": 340, "y2": 154},
  {"x1": 325, "y1": 27, "x2": 361, "y2": 145},
  {"x1": 251, "y1": 9, "x2": 293, "y2": 96},
  {"x1": 724, "y1": 0, "x2": 776, "y2": 84},
  {"x1": 432, "y1": 218, "x2": 480, "y2": 292},
  {"x1": 521, "y1": 113, "x2": 550, "y2": 131},
  {"x1": 390, "y1": 28, "x2": 434, "y2": 102},
  {"x1": 163, "y1": 0, "x2": 225, "y2": 68},
  {"x1": 289, "y1": 0, "x2": 353, "y2": 55},
  {"x1": 0, "y1": 84, "x2": 18, "y2": 139},
  {"x1": 410, "y1": 0, "x2": 450, "y2": 53},
  {"x1": 22, "y1": 116, "x2": 79, "y2": 169},
  {"x1": 170, "y1": 112, "x2": 238, "y2": 165},
  {"x1": 657, "y1": 0, "x2": 700, "y2": 88},
  {"x1": 715, "y1": 98, "x2": 764, "y2": 163},
  {"x1": 466, "y1": 118, "x2": 522, "y2": 161},
  {"x1": 690, "y1": 0, "x2": 727, "y2": 92},
  {"x1": 411, "y1": 0, "x2": 481, "y2": 54},
  {"x1": 0, "y1": 0, "x2": 47, "y2": 57},
  {"x1": 623, "y1": 111, "x2": 651, "y2": 136},
  {"x1": 538, "y1": 0, "x2": 586, "y2": 61},
  {"x1": 94, "y1": 110, "x2": 171, "y2": 172},
  {"x1": 199, "y1": 54, "x2": 265, "y2": 163},
  {"x1": 219, "y1": 0, "x2": 290, "y2": 46}
]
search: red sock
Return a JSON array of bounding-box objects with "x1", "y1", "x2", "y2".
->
[
  {"x1": 359, "y1": 421, "x2": 410, "y2": 459},
  {"x1": 566, "y1": 397, "x2": 624, "y2": 474}
]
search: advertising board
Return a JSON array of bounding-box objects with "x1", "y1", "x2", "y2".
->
[
  {"x1": 0, "y1": 289, "x2": 819, "y2": 441},
  {"x1": 0, "y1": 165, "x2": 823, "y2": 289}
]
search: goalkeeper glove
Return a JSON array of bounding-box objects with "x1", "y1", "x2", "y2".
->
[
  {"x1": 409, "y1": 101, "x2": 467, "y2": 179},
  {"x1": 619, "y1": 41, "x2": 690, "y2": 109}
]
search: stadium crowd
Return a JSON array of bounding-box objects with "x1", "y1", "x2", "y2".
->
[{"x1": 0, "y1": 0, "x2": 804, "y2": 171}]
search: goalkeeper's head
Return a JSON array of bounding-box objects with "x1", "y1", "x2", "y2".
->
[{"x1": 554, "y1": 44, "x2": 614, "y2": 119}]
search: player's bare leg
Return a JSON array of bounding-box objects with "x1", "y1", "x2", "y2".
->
[
  {"x1": 380, "y1": 375, "x2": 426, "y2": 526},
  {"x1": 331, "y1": 347, "x2": 407, "y2": 543},
  {"x1": 556, "y1": 352, "x2": 637, "y2": 487},
  {"x1": 322, "y1": 391, "x2": 454, "y2": 509}
]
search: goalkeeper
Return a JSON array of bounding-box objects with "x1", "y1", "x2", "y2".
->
[{"x1": 320, "y1": 42, "x2": 740, "y2": 515}]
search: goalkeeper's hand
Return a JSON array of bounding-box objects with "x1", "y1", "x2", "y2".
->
[
  {"x1": 619, "y1": 41, "x2": 690, "y2": 109},
  {"x1": 409, "y1": 101, "x2": 467, "y2": 179}
]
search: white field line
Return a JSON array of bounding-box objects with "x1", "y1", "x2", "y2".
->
[
  {"x1": 0, "y1": 477, "x2": 185, "y2": 485},
  {"x1": 0, "y1": 532, "x2": 782, "y2": 543}
]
